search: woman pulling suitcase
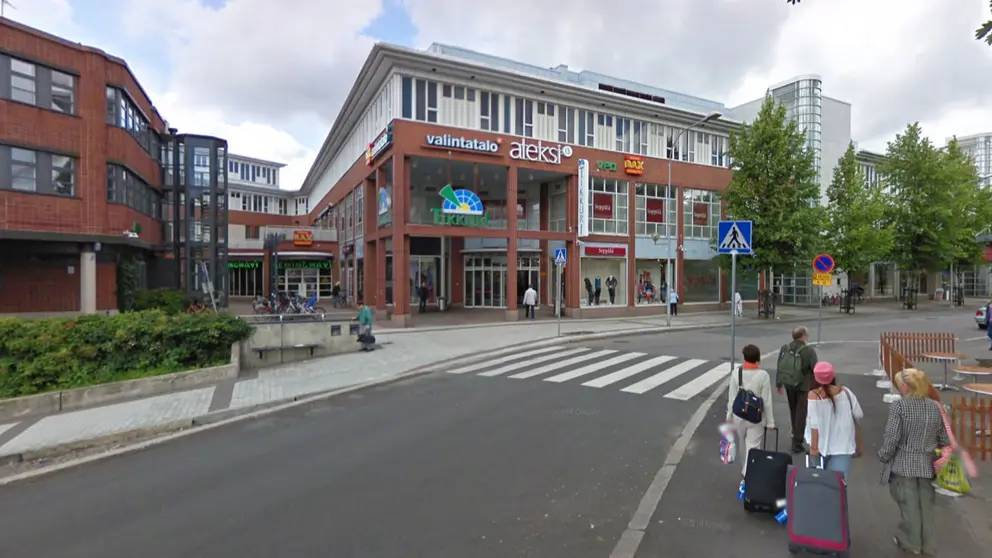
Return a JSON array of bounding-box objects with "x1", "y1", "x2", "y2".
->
[{"x1": 806, "y1": 362, "x2": 864, "y2": 481}]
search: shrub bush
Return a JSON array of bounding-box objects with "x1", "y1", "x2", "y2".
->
[
  {"x1": 0, "y1": 310, "x2": 252, "y2": 398},
  {"x1": 134, "y1": 288, "x2": 191, "y2": 314}
]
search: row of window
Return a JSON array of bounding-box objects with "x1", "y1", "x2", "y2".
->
[
  {"x1": 2, "y1": 55, "x2": 75, "y2": 114},
  {"x1": 399, "y1": 76, "x2": 732, "y2": 168},
  {"x1": 0, "y1": 145, "x2": 75, "y2": 196},
  {"x1": 106, "y1": 164, "x2": 162, "y2": 219},
  {"x1": 105, "y1": 86, "x2": 160, "y2": 158},
  {"x1": 228, "y1": 159, "x2": 280, "y2": 186}
]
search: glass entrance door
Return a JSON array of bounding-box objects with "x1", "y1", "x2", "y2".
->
[
  {"x1": 410, "y1": 256, "x2": 439, "y2": 304},
  {"x1": 464, "y1": 255, "x2": 508, "y2": 308}
]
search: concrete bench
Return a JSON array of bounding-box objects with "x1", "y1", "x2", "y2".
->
[{"x1": 251, "y1": 343, "x2": 323, "y2": 359}]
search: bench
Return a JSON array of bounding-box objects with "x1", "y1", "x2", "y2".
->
[{"x1": 252, "y1": 343, "x2": 323, "y2": 359}]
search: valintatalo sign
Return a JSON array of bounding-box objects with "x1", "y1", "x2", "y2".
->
[
  {"x1": 431, "y1": 184, "x2": 490, "y2": 227},
  {"x1": 509, "y1": 138, "x2": 573, "y2": 165},
  {"x1": 425, "y1": 134, "x2": 501, "y2": 154}
]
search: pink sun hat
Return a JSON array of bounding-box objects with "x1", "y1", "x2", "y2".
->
[{"x1": 813, "y1": 361, "x2": 835, "y2": 385}]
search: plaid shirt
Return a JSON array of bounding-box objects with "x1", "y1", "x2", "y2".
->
[{"x1": 878, "y1": 397, "x2": 951, "y2": 484}]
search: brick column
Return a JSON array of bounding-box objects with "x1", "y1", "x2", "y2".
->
[
  {"x1": 505, "y1": 164, "x2": 519, "y2": 320},
  {"x1": 627, "y1": 178, "x2": 636, "y2": 309},
  {"x1": 391, "y1": 155, "x2": 410, "y2": 325}
]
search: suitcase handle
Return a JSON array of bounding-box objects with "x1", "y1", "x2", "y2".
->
[{"x1": 762, "y1": 427, "x2": 779, "y2": 451}]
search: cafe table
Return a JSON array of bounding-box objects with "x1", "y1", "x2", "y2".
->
[{"x1": 922, "y1": 352, "x2": 968, "y2": 391}]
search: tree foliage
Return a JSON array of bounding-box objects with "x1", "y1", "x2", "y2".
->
[
  {"x1": 718, "y1": 94, "x2": 823, "y2": 275},
  {"x1": 942, "y1": 139, "x2": 992, "y2": 266},
  {"x1": 823, "y1": 143, "x2": 891, "y2": 285},
  {"x1": 977, "y1": 1, "x2": 992, "y2": 45}
]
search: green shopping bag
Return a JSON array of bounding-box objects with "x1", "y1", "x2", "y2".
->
[{"x1": 935, "y1": 453, "x2": 972, "y2": 495}]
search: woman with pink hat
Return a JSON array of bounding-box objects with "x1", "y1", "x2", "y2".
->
[{"x1": 805, "y1": 361, "x2": 864, "y2": 480}]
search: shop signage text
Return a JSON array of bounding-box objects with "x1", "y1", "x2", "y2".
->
[
  {"x1": 509, "y1": 138, "x2": 573, "y2": 165},
  {"x1": 593, "y1": 193, "x2": 613, "y2": 218},
  {"x1": 425, "y1": 134, "x2": 501, "y2": 154},
  {"x1": 228, "y1": 260, "x2": 333, "y2": 270},
  {"x1": 596, "y1": 161, "x2": 617, "y2": 172},
  {"x1": 229, "y1": 261, "x2": 260, "y2": 270},
  {"x1": 646, "y1": 198, "x2": 665, "y2": 223},
  {"x1": 624, "y1": 155, "x2": 645, "y2": 176},
  {"x1": 293, "y1": 230, "x2": 314, "y2": 246},
  {"x1": 577, "y1": 159, "x2": 590, "y2": 237},
  {"x1": 366, "y1": 124, "x2": 393, "y2": 166},
  {"x1": 433, "y1": 184, "x2": 489, "y2": 227},
  {"x1": 584, "y1": 245, "x2": 627, "y2": 258}
]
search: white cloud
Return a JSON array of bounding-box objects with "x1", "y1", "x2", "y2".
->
[{"x1": 2, "y1": 0, "x2": 78, "y2": 36}]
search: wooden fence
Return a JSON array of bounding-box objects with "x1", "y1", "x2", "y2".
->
[
  {"x1": 950, "y1": 397, "x2": 991, "y2": 462},
  {"x1": 880, "y1": 332, "x2": 956, "y2": 363}
]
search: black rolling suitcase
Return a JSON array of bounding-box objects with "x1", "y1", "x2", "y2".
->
[{"x1": 743, "y1": 429, "x2": 792, "y2": 514}]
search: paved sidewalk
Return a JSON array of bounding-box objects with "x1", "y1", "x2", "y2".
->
[{"x1": 0, "y1": 303, "x2": 945, "y2": 468}]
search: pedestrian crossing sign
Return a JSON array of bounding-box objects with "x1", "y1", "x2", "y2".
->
[
  {"x1": 554, "y1": 248, "x2": 567, "y2": 265},
  {"x1": 717, "y1": 220, "x2": 753, "y2": 255}
]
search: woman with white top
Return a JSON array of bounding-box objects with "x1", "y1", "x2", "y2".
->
[
  {"x1": 726, "y1": 344, "x2": 776, "y2": 477},
  {"x1": 806, "y1": 361, "x2": 863, "y2": 480}
]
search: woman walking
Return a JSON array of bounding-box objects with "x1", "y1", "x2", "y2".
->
[
  {"x1": 878, "y1": 368, "x2": 951, "y2": 556},
  {"x1": 726, "y1": 344, "x2": 776, "y2": 477},
  {"x1": 806, "y1": 362, "x2": 863, "y2": 480}
]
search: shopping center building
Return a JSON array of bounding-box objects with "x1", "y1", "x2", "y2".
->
[{"x1": 300, "y1": 43, "x2": 749, "y2": 324}]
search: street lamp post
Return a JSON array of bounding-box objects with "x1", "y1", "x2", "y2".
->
[{"x1": 665, "y1": 110, "x2": 722, "y2": 327}]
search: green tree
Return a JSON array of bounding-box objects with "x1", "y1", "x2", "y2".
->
[
  {"x1": 942, "y1": 139, "x2": 992, "y2": 268},
  {"x1": 879, "y1": 123, "x2": 957, "y2": 287},
  {"x1": 823, "y1": 143, "x2": 892, "y2": 288},
  {"x1": 718, "y1": 94, "x2": 823, "y2": 277},
  {"x1": 977, "y1": 1, "x2": 992, "y2": 45}
]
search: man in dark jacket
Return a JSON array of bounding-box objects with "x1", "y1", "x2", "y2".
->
[{"x1": 776, "y1": 326, "x2": 819, "y2": 453}]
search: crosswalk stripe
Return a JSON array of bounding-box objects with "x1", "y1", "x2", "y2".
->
[
  {"x1": 477, "y1": 348, "x2": 591, "y2": 377},
  {"x1": 544, "y1": 352, "x2": 647, "y2": 383},
  {"x1": 620, "y1": 358, "x2": 708, "y2": 394},
  {"x1": 581, "y1": 355, "x2": 677, "y2": 388},
  {"x1": 509, "y1": 350, "x2": 618, "y2": 379},
  {"x1": 445, "y1": 346, "x2": 567, "y2": 374},
  {"x1": 664, "y1": 363, "x2": 732, "y2": 400}
]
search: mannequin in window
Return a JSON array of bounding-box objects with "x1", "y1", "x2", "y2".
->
[
  {"x1": 594, "y1": 275, "x2": 602, "y2": 305},
  {"x1": 584, "y1": 277, "x2": 594, "y2": 306},
  {"x1": 606, "y1": 275, "x2": 618, "y2": 305}
]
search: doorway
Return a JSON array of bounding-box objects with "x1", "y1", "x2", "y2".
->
[
  {"x1": 410, "y1": 256, "x2": 439, "y2": 305},
  {"x1": 464, "y1": 255, "x2": 507, "y2": 308},
  {"x1": 516, "y1": 255, "x2": 541, "y2": 305}
]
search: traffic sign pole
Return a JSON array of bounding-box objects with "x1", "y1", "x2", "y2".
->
[
  {"x1": 556, "y1": 264, "x2": 562, "y2": 337},
  {"x1": 817, "y1": 284, "x2": 823, "y2": 343},
  {"x1": 729, "y1": 249, "x2": 738, "y2": 374},
  {"x1": 811, "y1": 254, "x2": 834, "y2": 344}
]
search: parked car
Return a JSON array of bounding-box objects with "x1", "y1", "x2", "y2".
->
[{"x1": 976, "y1": 303, "x2": 989, "y2": 329}]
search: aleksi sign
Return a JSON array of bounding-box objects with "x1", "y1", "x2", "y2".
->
[
  {"x1": 509, "y1": 138, "x2": 573, "y2": 165},
  {"x1": 431, "y1": 184, "x2": 490, "y2": 227},
  {"x1": 425, "y1": 134, "x2": 501, "y2": 155},
  {"x1": 366, "y1": 124, "x2": 393, "y2": 166},
  {"x1": 596, "y1": 161, "x2": 617, "y2": 172}
]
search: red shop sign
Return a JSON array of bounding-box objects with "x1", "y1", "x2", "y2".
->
[
  {"x1": 984, "y1": 244, "x2": 992, "y2": 262},
  {"x1": 693, "y1": 203, "x2": 708, "y2": 226},
  {"x1": 584, "y1": 245, "x2": 627, "y2": 257},
  {"x1": 593, "y1": 193, "x2": 613, "y2": 218},
  {"x1": 646, "y1": 198, "x2": 665, "y2": 223}
]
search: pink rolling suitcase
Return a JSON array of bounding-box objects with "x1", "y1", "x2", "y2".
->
[{"x1": 786, "y1": 456, "x2": 850, "y2": 557}]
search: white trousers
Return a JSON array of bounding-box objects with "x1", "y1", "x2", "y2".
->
[{"x1": 734, "y1": 417, "x2": 766, "y2": 477}]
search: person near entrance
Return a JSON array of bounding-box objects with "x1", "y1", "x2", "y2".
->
[
  {"x1": 522, "y1": 285, "x2": 537, "y2": 320},
  {"x1": 357, "y1": 300, "x2": 374, "y2": 351},
  {"x1": 418, "y1": 281, "x2": 429, "y2": 313},
  {"x1": 776, "y1": 326, "x2": 819, "y2": 453},
  {"x1": 669, "y1": 290, "x2": 679, "y2": 316},
  {"x1": 606, "y1": 275, "x2": 618, "y2": 305}
]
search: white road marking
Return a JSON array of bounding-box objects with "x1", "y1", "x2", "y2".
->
[
  {"x1": 543, "y1": 352, "x2": 646, "y2": 383},
  {"x1": 445, "y1": 346, "x2": 566, "y2": 374},
  {"x1": 664, "y1": 363, "x2": 733, "y2": 401},
  {"x1": 582, "y1": 355, "x2": 677, "y2": 388},
  {"x1": 477, "y1": 348, "x2": 591, "y2": 377},
  {"x1": 620, "y1": 359, "x2": 708, "y2": 395},
  {"x1": 509, "y1": 350, "x2": 617, "y2": 379}
]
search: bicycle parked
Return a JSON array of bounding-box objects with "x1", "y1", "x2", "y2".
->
[{"x1": 252, "y1": 291, "x2": 325, "y2": 316}]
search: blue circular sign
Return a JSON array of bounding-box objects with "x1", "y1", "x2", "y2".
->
[{"x1": 813, "y1": 254, "x2": 835, "y2": 273}]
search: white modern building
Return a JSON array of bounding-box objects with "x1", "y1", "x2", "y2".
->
[{"x1": 951, "y1": 132, "x2": 992, "y2": 189}]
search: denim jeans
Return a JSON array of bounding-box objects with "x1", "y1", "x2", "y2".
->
[{"x1": 824, "y1": 454, "x2": 853, "y2": 480}]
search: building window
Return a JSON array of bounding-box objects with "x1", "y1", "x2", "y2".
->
[
  {"x1": 480, "y1": 91, "x2": 501, "y2": 132},
  {"x1": 278, "y1": 198, "x2": 288, "y2": 215},
  {"x1": 401, "y1": 76, "x2": 413, "y2": 119},
  {"x1": 514, "y1": 98, "x2": 534, "y2": 137},
  {"x1": 9, "y1": 58, "x2": 37, "y2": 105},
  {"x1": 682, "y1": 188, "x2": 721, "y2": 240},
  {"x1": 578, "y1": 110, "x2": 595, "y2": 147},
  {"x1": 244, "y1": 225, "x2": 261, "y2": 239},
  {"x1": 10, "y1": 148, "x2": 37, "y2": 191},
  {"x1": 51, "y1": 155, "x2": 74, "y2": 195},
  {"x1": 106, "y1": 164, "x2": 161, "y2": 218},
  {"x1": 588, "y1": 178, "x2": 629, "y2": 235},
  {"x1": 558, "y1": 106, "x2": 575, "y2": 144},
  {"x1": 105, "y1": 86, "x2": 158, "y2": 157},
  {"x1": 50, "y1": 70, "x2": 74, "y2": 113},
  {"x1": 634, "y1": 183, "x2": 676, "y2": 238},
  {"x1": 615, "y1": 117, "x2": 631, "y2": 152}
]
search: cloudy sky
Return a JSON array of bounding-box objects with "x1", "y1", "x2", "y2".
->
[{"x1": 10, "y1": 0, "x2": 992, "y2": 190}]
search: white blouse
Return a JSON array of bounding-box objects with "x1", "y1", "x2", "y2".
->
[{"x1": 805, "y1": 387, "x2": 864, "y2": 456}]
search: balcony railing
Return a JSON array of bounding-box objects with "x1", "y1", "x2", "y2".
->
[{"x1": 228, "y1": 225, "x2": 337, "y2": 250}]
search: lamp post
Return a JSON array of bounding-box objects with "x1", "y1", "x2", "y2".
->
[{"x1": 665, "y1": 110, "x2": 722, "y2": 327}]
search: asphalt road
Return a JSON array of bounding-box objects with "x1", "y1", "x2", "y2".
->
[{"x1": 0, "y1": 308, "x2": 981, "y2": 558}]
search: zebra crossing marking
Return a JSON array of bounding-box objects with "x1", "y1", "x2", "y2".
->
[
  {"x1": 543, "y1": 352, "x2": 647, "y2": 383},
  {"x1": 477, "y1": 348, "x2": 591, "y2": 377},
  {"x1": 663, "y1": 363, "x2": 731, "y2": 401},
  {"x1": 620, "y1": 358, "x2": 708, "y2": 395},
  {"x1": 581, "y1": 355, "x2": 677, "y2": 388},
  {"x1": 508, "y1": 350, "x2": 617, "y2": 379},
  {"x1": 445, "y1": 346, "x2": 566, "y2": 375}
]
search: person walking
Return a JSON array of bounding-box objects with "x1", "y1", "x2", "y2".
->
[
  {"x1": 669, "y1": 290, "x2": 679, "y2": 316},
  {"x1": 522, "y1": 285, "x2": 537, "y2": 320},
  {"x1": 878, "y1": 368, "x2": 951, "y2": 556},
  {"x1": 734, "y1": 289, "x2": 743, "y2": 317},
  {"x1": 357, "y1": 300, "x2": 374, "y2": 351},
  {"x1": 806, "y1": 362, "x2": 863, "y2": 481},
  {"x1": 776, "y1": 326, "x2": 818, "y2": 453},
  {"x1": 418, "y1": 281, "x2": 429, "y2": 313},
  {"x1": 726, "y1": 344, "x2": 776, "y2": 477}
]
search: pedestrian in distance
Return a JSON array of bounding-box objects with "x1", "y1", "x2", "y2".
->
[
  {"x1": 776, "y1": 326, "x2": 819, "y2": 454},
  {"x1": 356, "y1": 300, "x2": 374, "y2": 351},
  {"x1": 879, "y1": 369, "x2": 951, "y2": 556},
  {"x1": 734, "y1": 289, "x2": 743, "y2": 317},
  {"x1": 522, "y1": 284, "x2": 537, "y2": 320},
  {"x1": 418, "y1": 282, "x2": 429, "y2": 313},
  {"x1": 726, "y1": 344, "x2": 776, "y2": 477},
  {"x1": 669, "y1": 290, "x2": 679, "y2": 316},
  {"x1": 806, "y1": 362, "x2": 863, "y2": 481}
]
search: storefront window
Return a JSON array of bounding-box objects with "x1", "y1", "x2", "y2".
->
[
  {"x1": 580, "y1": 246, "x2": 627, "y2": 307},
  {"x1": 682, "y1": 188, "x2": 721, "y2": 239},
  {"x1": 549, "y1": 186, "x2": 566, "y2": 232},
  {"x1": 464, "y1": 255, "x2": 508, "y2": 308},
  {"x1": 589, "y1": 178, "x2": 629, "y2": 235},
  {"x1": 229, "y1": 261, "x2": 264, "y2": 297},
  {"x1": 634, "y1": 183, "x2": 677, "y2": 238},
  {"x1": 683, "y1": 259, "x2": 720, "y2": 303},
  {"x1": 634, "y1": 260, "x2": 673, "y2": 306}
]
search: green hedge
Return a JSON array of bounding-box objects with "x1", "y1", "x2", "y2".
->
[
  {"x1": 134, "y1": 288, "x2": 191, "y2": 314},
  {"x1": 0, "y1": 310, "x2": 252, "y2": 398}
]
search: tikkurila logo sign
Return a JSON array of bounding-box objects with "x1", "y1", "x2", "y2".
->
[
  {"x1": 509, "y1": 138, "x2": 573, "y2": 165},
  {"x1": 425, "y1": 134, "x2": 501, "y2": 154}
]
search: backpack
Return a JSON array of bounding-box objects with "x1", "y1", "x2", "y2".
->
[
  {"x1": 776, "y1": 343, "x2": 807, "y2": 389},
  {"x1": 732, "y1": 367, "x2": 764, "y2": 424}
]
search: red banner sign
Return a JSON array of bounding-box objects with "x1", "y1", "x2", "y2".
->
[
  {"x1": 593, "y1": 193, "x2": 613, "y2": 219},
  {"x1": 693, "y1": 203, "x2": 708, "y2": 226},
  {"x1": 646, "y1": 198, "x2": 665, "y2": 223},
  {"x1": 584, "y1": 245, "x2": 627, "y2": 257}
]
